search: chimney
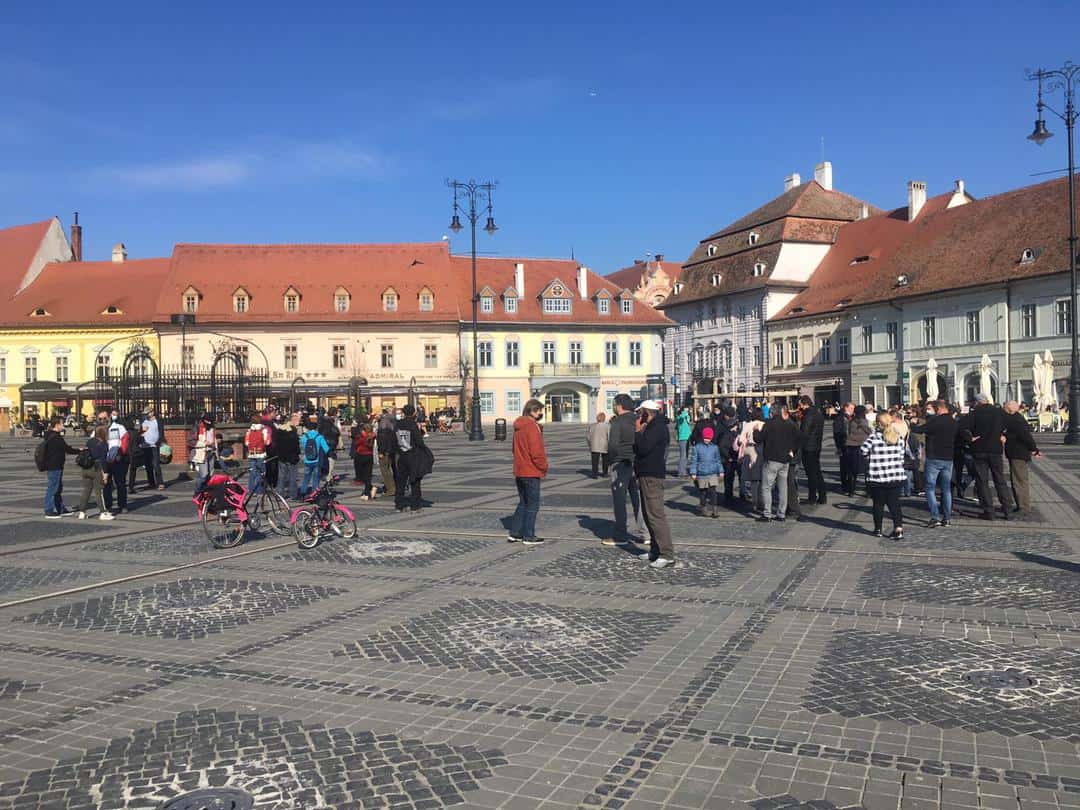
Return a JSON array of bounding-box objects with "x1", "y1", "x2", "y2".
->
[
  {"x1": 70, "y1": 212, "x2": 82, "y2": 262},
  {"x1": 784, "y1": 173, "x2": 802, "y2": 192},
  {"x1": 655, "y1": 253, "x2": 664, "y2": 262},
  {"x1": 514, "y1": 262, "x2": 525, "y2": 297},
  {"x1": 577, "y1": 265, "x2": 589, "y2": 299},
  {"x1": 814, "y1": 161, "x2": 833, "y2": 191},
  {"x1": 112, "y1": 242, "x2": 127, "y2": 263},
  {"x1": 907, "y1": 181, "x2": 927, "y2": 221},
  {"x1": 860, "y1": 203, "x2": 869, "y2": 220},
  {"x1": 947, "y1": 178, "x2": 971, "y2": 209},
  {"x1": 954, "y1": 179, "x2": 965, "y2": 195}
]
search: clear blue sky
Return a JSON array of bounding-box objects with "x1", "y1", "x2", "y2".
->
[{"x1": 3, "y1": 1, "x2": 1079, "y2": 272}]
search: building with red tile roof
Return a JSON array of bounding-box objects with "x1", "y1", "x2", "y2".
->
[{"x1": 605, "y1": 255, "x2": 683, "y2": 308}]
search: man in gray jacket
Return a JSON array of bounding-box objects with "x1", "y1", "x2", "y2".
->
[{"x1": 603, "y1": 394, "x2": 645, "y2": 546}]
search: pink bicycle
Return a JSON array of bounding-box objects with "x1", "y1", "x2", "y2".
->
[{"x1": 290, "y1": 476, "x2": 357, "y2": 549}]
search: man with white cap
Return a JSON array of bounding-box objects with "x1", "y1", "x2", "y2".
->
[{"x1": 633, "y1": 399, "x2": 675, "y2": 569}]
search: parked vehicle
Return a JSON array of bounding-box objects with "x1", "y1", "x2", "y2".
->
[
  {"x1": 192, "y1": 452, "x2": 292, "y2": 548},
  {"x1": 290, "y1": 475, "x2": 357, "y2": 549}
]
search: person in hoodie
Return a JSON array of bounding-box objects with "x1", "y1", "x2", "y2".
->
[
  {"x1": 508, "y1": 398, "x2": 548, "y2": 545},
  {"x1": 274, "y1": 411, "x2": 301, "y2": 500},
  {"x1": 299, "y1": 425, "x2": 330, "y2": 498},
  {"x1": 394, "y1": 404, "x2": 426, "y2": 512},
  {"x1": 689, "y1": 426, "x2": 722, "y2": 517},
  {"x1": 39, "y1": 416, "x2": 80, "y2": 517}
]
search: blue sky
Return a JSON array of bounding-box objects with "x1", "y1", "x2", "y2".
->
[{"x1": 3, "y1": 1, "x2": 1079, "y2": 271}]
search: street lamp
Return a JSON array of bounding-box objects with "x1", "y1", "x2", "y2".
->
[
  {"x1": 447, "y1": 178, "x2": 498, "y2": 441},
  {"x1": 1027, "y1": 62, "x2": 1080, "y2": 444}
]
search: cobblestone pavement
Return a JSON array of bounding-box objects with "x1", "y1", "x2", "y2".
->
[{"x1": 0, "y1": 425, "x2": 1078, "y2": 809}]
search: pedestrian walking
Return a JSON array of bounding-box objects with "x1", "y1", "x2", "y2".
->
[
  {"x1": 244, "y1": 414, "x2": 271, "y2": 494},
  {"x1": 910, "y1": 399, "x2": 958, "y2": 527},
  {"x1": 861, "y1": 412, "x2": 908, "y2": 538},
  {"x1": 798, "y1": 396, "x2": 827, "y2": 504},
  {"x1": 393, "y1": 404, "x2": 429, "y2": 512},
  {"x1": 74, "y1": 426, "x2": 112, "y2": 520},
  {"x1": 1003, "y1": 400, "x2": 1039, "y2": 516},
  {"x1": 508, "y1": 399, "x2": 547, "y2": 545},
  {"x1": 714, "y1": 406, "x2": 740, "y2": 503},
  {"x1": 833, "y1": 402, "x2": 853, "y2": 496},
  {"x1": 587, "y1": 412, "x2": 610, "y2": 478},
  {"x1": 299, "y1": 425, "x2": 330, "y2": 497},
  {"x1": 633, "y1": 400, "x2": 674, "y2": 568},
  {"x1": 36, "y1": 416, "x2": 79, "y2": 517},
  {"x1": 675, "y1": 406, "x2": 693, "y2": 477},
  {"x1": 603, "y1": 394, "x2": 646, "y2": 546},
  {"x1": 376, "y1": 410, "x2": 398, "y2": 498},
  {"x1": 689, "y1": 426, "x2": 722, "y2": 517},
  {"x1": 140, "y1": 409, "x2": 165, "y2": 490},
  {"x1": 755, "y1": 405, "x2": 800, "y2": 522},
  {"x1": 275, "y1": 412, "x2": 301, "y2": 500},
  {"x1": 843, "y1": 405, "x2": 872, "y2": 497},
  {"x1": 319, "y1": 408, "x2": 341, "y2": 480},
  {"x1": 966, "y1": 394, "x2": 1013, "y2": 520},
  {"x1": 351, "y1": 421, "x2": 377, "y2": 499},
  {"x1": 103, "y1": 412, "x2": 130, "y2": 515}
]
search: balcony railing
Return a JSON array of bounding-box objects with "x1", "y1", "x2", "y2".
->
[{"x1": 529, "y1": 363, "x2": 601, "y2": 378}]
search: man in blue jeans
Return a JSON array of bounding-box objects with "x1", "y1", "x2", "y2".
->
[
  {"x1": 39, "y1": 417, "x2": 79, "y2": 517},
  {"x1": 508, "y1": 398, "x2": 547, "y2": 545},
  {"x1": 911, "y1": 399, "x2": 958, "y2": 527}
]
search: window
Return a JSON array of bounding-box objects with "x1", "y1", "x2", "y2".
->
[
  {"x1": 753, "y1": 345, "x2": 761, "y2": 367},
  {"x1": 673, "y1": 282, "x2": 684, "y2": 294},
  {"x1": 837, "y1": 334, "x2": 850, "y2": 362},
  {"x1": 861, "y1": 325, "x2": 873, "y2": 354},
  {"x1": 55, "y1": 356, "x2": 68, "y2": 383},
  {"x1": 569, "y1": 341, "x2": 583, "y2": 365},
  {"x1": 424, "y1": 343, "x2": 438, "y2": 368},
  {"x1": 605, "y1": 390, "x2": 617, "y2": 411},
  {"x1": 184, "y1": 293, "x2": 198, "y2": 313},
  {"x1": 506, "y1": 391, "x2": 521, "y2": 415},
  {"x1": 504, "y1": 294, "x2": 517, "y2": 314},
  {"x1": 335, "y1": 291, "x2": 350, "y2": 313},
  {"x1": 480, "y1": 392, "x2": 494, "y2": 416},
  {"x1": 95, "y1": 354, "x2": 109, "y2": 379},
  {"x1": 285, "y1": 293, "x2": 299, "y2": 313},
  {"x1": 819, "y1": 337, "x2": 831, "y2": 364},
  {"x1": 788, "y1": 340, "x2": 799, "y2": 367},
  {"x1": 542, "y1": 341, "x2": 556, "y2": 365},
  {"x1": 1020, "y1": 248, "x2": 1036, "y2": 264},
  {"x1": 284, "y1": 345, "x2": 298, "y2": 370},
  {"x1": 722, "y1": 303, "x2": 731, "y2": 325},
  {"x1": 886, "y1": 322, "x2": 897, "y2": 351},
  {"x1": 478, "y1": 341, "x2": 493, "y2": 368},
  {"x1": 598, "y1": 297, "x2": 610, "y2": 315},
  {"x1": 1056, "y1": 299, "x2": 1073, "y2": 335},
  {"x1": 753, "y1": 262, "x2": 766, "y2": 277},
  {"x1": 480, "y1": 295, "x2": 494, "y2": 313},
  {"x1": 1022, "y1": 304, "x2": 1037, "y2": 338},
  {"x1": 629, "y1": 340, "x2": 643, "y2": 367},
  {"x1": 382, "y1": 290, "x2": 398, "y2": 312},
  {"x1": 332, "y1": 344, "x2": 346, "y2": 369},
  {"x1": 966, "y1": 311, "x2": 980, "y2": 343},
  {"x1": 181, "y1": 345, "x2": 194, "y2": 369},
  {"x1": 543, "y1": 297, "x2": 571, "y2": 314},
  {"x1": 751, "y1": 305, "x2": 761, "y2": 319},
  {"x1": 605, "y1": 340, "x2": 619, "y2": 366},
  {"x1": 748, "y1": 231, "x2": 759, "y2": 245},
  {"x1": 419, "y1": 290, "x2": 434, "y2": 312},
  {"x1": 739, "y1": 347, "x2": 746, "y2": 367},
  {"x1": 24, "y1": 356, "x2": 37, "y2": 383},
  {"x1": 707, "y1": 244, "x2": 718, "y2": 257},
  {"x1": 922, "y1": 316, "x2": 936, "y2": 347},
  {"x1": 505, "y1": 340, "x2": 520, "y2": 367},
  {"x1": 0, "y1": 357, "x2": 5, "y2": 384},
  {"x1": 711, "y1": 273, "x2": 721, "y2": 286},
  {"x1": 233, "y1": 292, "x2": 248, "y2": 313},
  {"x1": 773, "y1": 342, "x2": 784, "y2": 369},
  {"x1": 103, "y1": 305, "x2": 121, "y2": 315},
  {"x1": 235, "y1": 346, "x2": 249, "y2": 369},
  {"x1": 380, "y1": 343, "x2": 393, "y2": 368},
  {"x1": 620, "y1": 298, "x2": 632, "y2": 315}
]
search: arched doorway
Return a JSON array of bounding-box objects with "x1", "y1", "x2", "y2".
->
[
  {"x1": 546, "y1": 389, "x2": 581, "y2": 423},
  {"x1": 914, "y1": 372, "x2": 948, "y2": 403},
  {"x1": 962, "y1": 370, "x2": 997, "y2": 405}
]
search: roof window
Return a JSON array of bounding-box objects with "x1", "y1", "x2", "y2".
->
[
  {"x1": 752, "y1": 262, "x2": 766, "y2": 277},
  {"x1": 103, "y1": 305, "x2": 122, "y2": 315},
  {"x1": 711, "y1": 273, "x2": 722, "y2": 286},
  {"x1": 1019, "y1": 248, "x2": 1037, "y2": 264},
  {"x1": 895, "y1": 274, "x2": 910, "y2": 287},
  {"x1": 850, "y1": 255, "x2": 871, "y2": 265},
  {"x1": 673, "y1": 282, "x2": 684, "y2": 294},
  {"x1": 836, "y1": 298, "x2": 852, "y2": 307},
  {"x1": 748, "y1": 232, "x2": 760, "y2": 246},
  {"x1": 791, "y1": 306, "x2": 805, "y2": 314},
  {"x1": 30, "y1": 307, "x2": 49, "y2": 317},
  {"x1": 707, "y1": 244, "x2": 718, "y2": 257}
]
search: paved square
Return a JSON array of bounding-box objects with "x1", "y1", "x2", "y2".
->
[{"x1": 527, "y1": 545, "x2": 754, "y2": 587}]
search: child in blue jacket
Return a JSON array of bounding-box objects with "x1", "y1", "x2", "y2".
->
[
  {"x1": 299, "y1": 427, "x2": 330, "y2": 497},
  {"x1": 689, "y1": 426, "x2": 723, "y2": 517}
]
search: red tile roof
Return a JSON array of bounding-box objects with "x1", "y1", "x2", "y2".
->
[
  {"x1": 605, "y1": 259, "x2": 683, "y2": 293},
  {"x1": 153, "y1": 243, "x2": 462, "y2": 324},
  {"x1": 0, "y1": 258, "x2": 170, "y2": 327},
  {"x1": 0, "y1": 219, "x2": 56, "y2": 298},
  {"x1": 704, "y1": 181, "x2": 880, "y2": 241},
  {"x1": 458, "y1": 256, "x2": 671, "y2": 327}
]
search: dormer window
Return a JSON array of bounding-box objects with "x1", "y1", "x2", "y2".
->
[
  {"x1": 334, "y1": 287, "x2": 350, "y2": 313},
  {"x1": 480, "y1": 294, "x2": 494, "y2": 313},
  {"x1": 707, "y1": 244, "x2": 718, "y2": 257},
  {"x1": 1020, "y1": 248, "x2": 1037, "y2": 264},
  {"x1": 504, "y1": 292, "x2": 518, "y2": 314},
  {"x1": 598, "y1": 297, "x2": 610, "y2": 315},
  {"x1": 233, "y1": 288, "x2": 250, "y2": 313},
  {"x1": 748, "y1": 232, "x2": 760, "y2": 245},
  {"x1": 673, "y1": 282, "x2": 684, "y2": 294},
  {"x1": 182, "y1": 287, "x2": 200, "y2": 314},
  {"x1": 711, "y1": 273, "x2": 722, "y2": 286},
  {"x1": 30, "y1": 307, "x2": 49, "y2": 317},
  {"x1": 850, "y1": 255, "x2": 871, "y2": 265},
  {"x1": 418, "y1": 287, "x2": 435, "y2": 312},
  {"x1": 620, "y1": 298, "x2": 633, "y2": 315},
  {"x1": 896, "y1": 274, "x2": 910, "y2": 287},
  {"x1": 382, "y1": 288, "x2": 398, "y2": 312},
  {"x1": 836, "y1": 298, "x2": 852, "y2": 307},
  {"x1": 102, "y1": 305, "x2": 122, "y2": 315},
  {"x1": 283, "y1": 287, "x2": 301, "y2": 313},
  {"x1": 543, "y1": 297, "x2": 571, "y2": 314},
  {"x1": 753, "y1": 262, "x2": 766, "y2": 277}
]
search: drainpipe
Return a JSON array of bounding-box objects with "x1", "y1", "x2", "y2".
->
[
  {"x1": 888, "y1": 299, "x2": 903, "y2": 404},
  {"x1": 1004, "y1": 283, "x2": 1012, "y2": 402}
]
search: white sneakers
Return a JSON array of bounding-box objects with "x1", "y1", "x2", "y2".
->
[
  {"x1": 77, "y1": 511, "x2": 86, "y2": 520},
  {"x1": 99, "y1": 512, "x2": 115, "y2": 521},
  {"x1": 635, "y1": 552, "x2": 675, "y2": 570}
]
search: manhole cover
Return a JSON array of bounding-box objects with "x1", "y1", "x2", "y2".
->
[
  {"x1": 962, "y1": 669, "x2": 1037, "y2": 690},
  {"x1": 488, "y1": 627, "x2": 553, "y2": 644},
  {"x1": 160, "y1": 788, "x2": 255, "y2": 810}
]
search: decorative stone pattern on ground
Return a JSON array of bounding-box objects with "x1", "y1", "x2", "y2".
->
[
  {"x1": 12, "y1": 579, "x2": 346, "y2": 639},
  {"x1": 527, "y1": 545, "x2": 753, "y2": 587},
  {"x1": 856, "y1": 562, "x2": 1080, "y2": 611},
  {"x1": 0, "y1": 565, "x2": 95, "y2": 594},
  {"x1": 0, "y1": 709, "x2": 506, "y2": 809},
  {"x1": 803, "y1": 629, "x2": 1080, "y2": 740},
  {"x1": 86, "y1": 529, "x2": 213, "y2": 556},
  {"x1": 751, "y1": 797, "x2": 865, "y2": 810},
  {"x1": 338, "y1": 598, "x2": 673, "y2": 684},
  {"x1": 0, "y1": 678, "x2": 41, "y2": 700},
  {"x1": 885, "y1": 528, "x2": 1070, "y2": 554},
  {"x1": 275, "y1": 536, "x2": 487, "y2": 567}
]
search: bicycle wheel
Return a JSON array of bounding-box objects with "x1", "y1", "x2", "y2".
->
[
  {"x1": 203, "y1": 507, "x2": 244, "y2": 549},
  {"x1": 293, "y1": 509, "x2": 321, "y2": 549},
  {"x1": 260, "y1": 490, "x2": 293, "y2": 537},
  {"x1": 331, "y1": 506, "x2": 358, "y2": 539}
]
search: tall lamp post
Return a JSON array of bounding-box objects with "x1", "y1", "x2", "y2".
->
[
  {"x1": 447, "y1": 179, "x2": 498, "y2": 441},
  {"x1": 1027, "y1": 61, "x2": 1080, "y2": 444}
]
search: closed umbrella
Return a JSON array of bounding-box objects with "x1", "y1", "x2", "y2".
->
[
  {"x1": 979, "y1": 354, "x2": 994, "y2": 404},
  {"x1": 925, "y1": 357, "x2": 939, "y2": 401},
  {"x1": 1041, "y1": 350, "x2": 1056, "y2": 409},
  {"x1": 1032, "y1": 353, "x2": 1044, "y2": 408}
]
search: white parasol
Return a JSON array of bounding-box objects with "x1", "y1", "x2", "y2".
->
[
  {"x1": 925, "y1": 357, "x2": 939, "y2": 401},
  {"x1": 1032, "y1": 353, "x2": 1045, "y2": 408},
  {"x1": 979, "y1": 354, "x2": 994, "y2": 404},
  {"x1": 1041, "y1": 350, "x2": 1056, "y2": 409}
]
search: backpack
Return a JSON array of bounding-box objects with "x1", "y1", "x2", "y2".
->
[
  {"x1": 75, "y1": 448, "x2": 95, "y2": 469},
  {"x1": 119, "y1": 431, "x2": 131, "y2": 456},
  {"x1": 303, "y1": 434, "x2": 321, "y2": 463},
  {"x1": 245, "y1": 427, "x2": 267, "y2": 454},
  {"x1": 34, "y1": 440, "x2": 47, "y2": 472}
]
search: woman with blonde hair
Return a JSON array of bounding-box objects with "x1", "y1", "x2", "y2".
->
[{"x1": 860, "y1": 412, "x2": 909, "y2": 539}]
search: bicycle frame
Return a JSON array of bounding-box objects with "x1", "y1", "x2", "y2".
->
[{"x1": 289, "y1": 477, "x2": 355, "y2": 526}]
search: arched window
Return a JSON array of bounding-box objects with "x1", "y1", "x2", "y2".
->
[
  {"x1": 418, "y1": 286, "x2": 435, "y2": 312},
  {"x1": 233, "y1": 287, "x2": 250, "y2": 313},
  {"x1": 334, "y1": 287, "x2": 350, "y2": 313},
  {"x1": 283, "y1": 286, "x2": 301, "y2": 313},
  {"x1": 382, "y1": 287, "x2": 399, "y2": 312}
]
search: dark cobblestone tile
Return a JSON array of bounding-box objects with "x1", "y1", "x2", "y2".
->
[
  {"x1": 85, "y1": 528, "x2": 215, "y2": 555},
  {"x1": 338, "y1": 597, "x2": 673, "y2": 684},
  {"x1": 0, "y1": 708, "x2": 505, "y2": 808},
  {"x1": 750, "y1": 796, "x2": 866, "y2": 809},
  {"x1": 0, "y1": 678, "x2": 41, "y2": 700},
  {"x1": 884, "y1": 527, "x2": 1070, "y2": 554},
  {"x1": 527, "y1": 546, "x2": 753, "y2": 587},
  {"x1": 12, "y1": 578, "x2": 346, "y2": 639},
  {"x1": 275, "y1": 536, "x2": 488, "y2": 567},
  {"x1": 0, "y1": 518, "x2": 118, "y2": 545},
  {"x1": 856, "y1": 562, "x2": 1080, "y2": 611},
  {"x1": 804, "y1": 629, "x2": 1080, "y2": 739},
  {"x1": 0, "y1": 565, "x2": 95, "y2": 594}
]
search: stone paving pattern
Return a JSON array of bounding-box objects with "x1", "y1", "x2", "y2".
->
[{"x1": 0, "y1": 426, "x2": 1077, "y2": 808}]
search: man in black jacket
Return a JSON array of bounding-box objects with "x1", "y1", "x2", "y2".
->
[
  {"x1": 714, "y1": 406, "x2": 741, "y2": 503},
  {"x1": 605, "y1": 394, "x2": 645, "y2": 546},
  {"x1": 1003, "y1": 400, "x2": 1039, "y2": 515},
  {"x1": 633, "y1": 400, "x2": 674, "y2": 568},
  {"x1": 394, "y1": 404, "x2": 426, "y2": 512},
  {"x1": 910, "y1": 400, "x2": 958, "y2": 526},
  {"x1": 798, "y1": 396, "x2": 826, "y2": 505},
  {"x1": 40, "y1": 417, "x2": 79, "y2": 517},
  {"x1": 754, "y1": 406, "x2": 801, "y2": 522},
  {"x1": 966, "y1": 395, "x2": 1013, "y2": 519},
  {"x1": 833, "y1": 402, "x2": 853, "y2": 496}
]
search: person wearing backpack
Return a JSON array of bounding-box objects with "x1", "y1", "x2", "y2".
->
[
  {"x1": 38, "y1": 416, "x2": 80, "y2": 517},
  {"x1": 351, "y1": 421, "x2": 376, "y2": 499},
  {"x1": 299, "y1": 425, "x2": 330, "y2": 497},
  {"x1": 244, "y1": 414, "x2": 271, "y2": 494},
  {"x1": 103, "y1": 412, "x2": 130, "y2": 515},
  {"x1": 139, "y1": 409, "x2": 165, "y2": 491},
  {"x1": 393, "y1": 404, "x2": 427, "y2": 512},
  {"x1": 75, "y1": 426, "x2": 113, "y2": 520}
]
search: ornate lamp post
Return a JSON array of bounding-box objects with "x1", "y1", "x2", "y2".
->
[
  {"x1": 447, "y1": 179, "x2": 498, "y2": 441},
  {"x1": 1027, "y1": 61, "x2": 1080, "y2": 444}
]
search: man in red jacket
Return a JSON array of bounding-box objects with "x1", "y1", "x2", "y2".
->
[{"x1": 509, "y1": 398, "x2": 548, "y2": 545}]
